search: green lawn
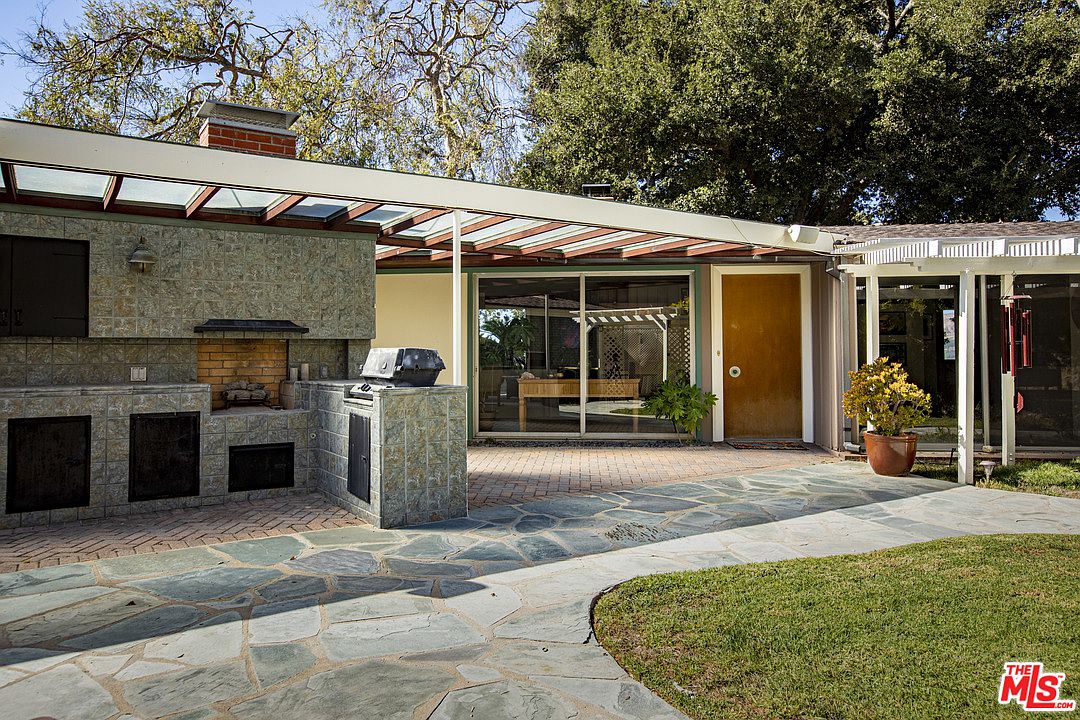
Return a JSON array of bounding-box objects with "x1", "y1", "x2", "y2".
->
[
  {"x1": 913, "y1": 459, "x2": 1080, "y2": 499},
  {"x1": 594, "y1": 534, "x2": 1080, "y2": 720}
]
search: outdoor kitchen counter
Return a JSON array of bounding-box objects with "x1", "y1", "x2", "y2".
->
[{"x1": 0, "y1": 382, "x2": 209, "y2": 397}]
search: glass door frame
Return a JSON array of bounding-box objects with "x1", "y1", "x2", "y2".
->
[{"x1": 471, "y1": 268, "x2": 697, "y2": 439}]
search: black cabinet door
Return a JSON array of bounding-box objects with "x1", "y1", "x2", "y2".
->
[
  {"x1": 7, "y1": 416, "x2": 91, "y2": 513},
  {"x1": 10, "y1": 236, "x2": 89, "y2": 337},
  {"x1": 348, "y1": 413, "x2": 371, "y2": 503},
  {"x1": 228, "y1": 443, "x2": 294, "y2": 492},
  {"x1": 129, "y1": 412, "x2": 201, "y2": 502},
  {"x1": 0, "y1": 237, "x2": 10, "y2": 336}
]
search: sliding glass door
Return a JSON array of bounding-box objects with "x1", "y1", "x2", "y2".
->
[
  {"x1": 583, "y1": 276, "x2": 692, "y2": 434},
  {"x1": 475, "y1": 272, "x2": 693, "y2": 437},
  {"x1": 477, "y1": 276, "x2": 581, "y2": 433}
]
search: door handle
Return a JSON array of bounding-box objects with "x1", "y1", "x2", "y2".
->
[
  {"x1": 728, "y1": 366, "x2": 742, "y2": 378},
  {"x1": 13, "y1": 309, "x2": 22, "y2": 326},
  {"x1": 0, "y1": 309, "x2": 7, "y2": 326}
]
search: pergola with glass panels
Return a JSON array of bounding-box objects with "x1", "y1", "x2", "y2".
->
[{"x1": 0, "y1": 118, "x2": 839, "y2": 388}]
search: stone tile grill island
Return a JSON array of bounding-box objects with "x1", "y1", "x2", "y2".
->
[{"x1": 0, "y1": 101, "x2": 458, "y2": 530}]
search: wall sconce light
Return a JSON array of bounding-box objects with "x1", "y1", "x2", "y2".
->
[{"x1": 128, "y1": 240, "x2": 157, "y2": 273}]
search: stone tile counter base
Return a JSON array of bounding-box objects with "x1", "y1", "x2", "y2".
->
[
  {"x1": 302, "y1": 381, "x2": 468, "y2": 529},
  {"x1": 0, "y1": 384, "x2": 314, "y2": 529}
]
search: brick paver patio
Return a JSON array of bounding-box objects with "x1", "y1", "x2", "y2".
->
[
  {"x1": 0, "y1": 444, "x2": 825, "y2": 572},
  {"x1": 0, "y1": 496, "x2": 366, "y2": 573},
  {"x1": 467, "y1": 443, "x2": 830, "y2": 506}
]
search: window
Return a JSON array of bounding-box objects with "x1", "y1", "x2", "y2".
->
[{"x1": 476, "y1": 273, "x2": 693, "y2": 436}]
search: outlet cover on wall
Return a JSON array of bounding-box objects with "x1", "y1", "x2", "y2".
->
[{"x1": 130, "y1": 366, "x2": 147, "y2": 382}]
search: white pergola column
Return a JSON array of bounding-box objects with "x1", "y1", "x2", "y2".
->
[
  {"x1": 957, "y1": 270, "x2": 976, "y2": 485},
  {"x1": 865, "y1": 274, "x2": 880, "y2": 362},
  {"x1": 841, "y1": 272, "x2": 859, "y2": 443},
  {"x1": 1000, "y1": 273, "x2": 1016, "y2": 465},
  {"x1": 978, "y1": 275, "x2": 992, "y2": 451},
  {"x1": 451, "y1": 209, "x2": 463, "y2": 385}
]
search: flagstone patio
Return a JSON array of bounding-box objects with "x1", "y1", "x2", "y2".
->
[
  {"x1": 0, "y1": 444, "x2": 826, "y2": 572},
  {"x1": 1, "y1": 462, "x2": 1078, "y2": 720}
]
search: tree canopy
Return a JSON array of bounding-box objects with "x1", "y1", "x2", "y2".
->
[
  {"x1": 6, "y1": 0, "x2": 1078, "y2": 221},
  {"x1": 8, "y1": 0, "x2": 530, "y2": 178},
  {"x1": 516, "y1": 0, "x2": 1080, "y2": 224}
]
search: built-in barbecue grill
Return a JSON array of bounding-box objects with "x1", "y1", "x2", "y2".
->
[{"x1": 346, "y1": 347, "x2": 446, "y2": 400}]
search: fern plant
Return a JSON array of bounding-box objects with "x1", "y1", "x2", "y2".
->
[{"x1": 643, "y1": 379, "x2": 718, "y2": 442}]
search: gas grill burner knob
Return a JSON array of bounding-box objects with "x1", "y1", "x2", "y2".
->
[{"x1": 361, "y1": 383, "x2": 371, "y2": 392}]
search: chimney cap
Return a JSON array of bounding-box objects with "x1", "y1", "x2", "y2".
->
[
  {"x1": 197, "y1": 100, "x2": 299, "y2": 130},
  {"x1": 581, "y1": 183, "x2": 614, "y2": 200}
]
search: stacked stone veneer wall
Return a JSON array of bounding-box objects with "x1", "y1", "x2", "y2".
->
[
  {"x1": 0, "y1": 338, "x2": 197, "y2": 386},
  {"x1": 302, "y1": 381, "x2": 468, "y2": 528},
  {"x1": 0, "y1": 208, "x2": 375, "y2": 341},
  {"x1": 0, "y1": 384, "x2": 314, "y2": 529},
  {"x1": 0, "y1": 337, "x2": 358, "y2": 389}
]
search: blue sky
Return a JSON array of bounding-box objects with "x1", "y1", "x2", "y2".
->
[{"x1": 0, "y1": 0, "x2": 312, "y2": 113}]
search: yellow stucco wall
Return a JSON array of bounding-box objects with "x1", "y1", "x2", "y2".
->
[{"x1": 373, "y1": 273, "x2": 463, "y2": 382}]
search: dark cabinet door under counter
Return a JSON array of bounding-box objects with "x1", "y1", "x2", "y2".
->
[
  {"x1": 7, "y1": 415, "x2": 92, "y2": 514},
  {"x1": 129, "y1": 412, "x2": 201, "y2": 502}
]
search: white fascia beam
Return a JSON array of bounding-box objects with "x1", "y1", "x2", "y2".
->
[
  {"x1": 841, "y1": 257, "x2": 1080, "y2": 277},
  {"x1": 0, "y1": 119, "x2": 840, "y2": 252},
  {"x1": 838, "y1": 263, "x2": 923, "y2": 278},
  {"x1": 914, "y1": 257, "x2": 1080, "y2": 274}
]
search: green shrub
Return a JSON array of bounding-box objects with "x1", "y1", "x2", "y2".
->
[
  {"x1": 843, "y1": 357, "x2": 931, "y2": 437},
  {"x1": 643, "y1": 379, "x2": 717, "y2": 441}
]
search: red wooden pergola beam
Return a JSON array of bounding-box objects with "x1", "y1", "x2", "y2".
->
[
  {"x1": 261, "y1": 193, "x2": 306, "y2": 224},
  {"x1": 326, "y1": 201, "x2": 383, "y2": 230},
  {"x1": 678, "y1": 242, "x2": 747, "y2": 256},
  {"x1": 420, "y1": 214, "x2": 514, "y2": 248},
  {"x1": 102, "y1": 175, "x2": 124, "y2": 211},
  {"x1": 185, "y1": 185, "x2": 220, "y2": 218},
  {"x1": 1, "y1": 162, "x2": 18, "y2": 201},
  {"x1": 428, "y1": 221, "x2": 571, "y2": 260},
  {"x1": 501, "y1": 227, "x2": 612, "y2": 256},
  {"x1": 560, "y1": 232, "x2": 665, "y2": 259},
  {"x1": 695, "y1": 245, "x2": 788, "y2": 257},
  {"x1": 378, "y1": 208, "x2": 449, "y2": 239},
  {"x1": 616, "y1": 237, "x2": 704, "y2": 258}
]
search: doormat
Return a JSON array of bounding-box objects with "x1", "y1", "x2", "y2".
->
[{"x1": 727, "y1": 440, "x2": 809, "y2": 451}]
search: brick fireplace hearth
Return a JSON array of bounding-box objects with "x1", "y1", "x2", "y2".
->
[{"x1": 197, "y1": 339, "x2": 287, "y2": 410}]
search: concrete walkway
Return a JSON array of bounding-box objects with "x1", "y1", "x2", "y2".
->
[{"x1": 1, "y1": 462, "x2": 1078, "y2": 720}]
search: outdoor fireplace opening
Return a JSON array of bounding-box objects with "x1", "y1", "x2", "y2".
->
[{"x1": 197, "y1": 339, "x2": 287, "y2": 410}]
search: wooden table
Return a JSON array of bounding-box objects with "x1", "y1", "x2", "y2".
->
[{"x1": 517, "y1": 378, "x2": 641, "y2": 432}]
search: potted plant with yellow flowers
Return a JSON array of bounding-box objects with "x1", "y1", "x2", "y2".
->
[{"x1": 843, "y1": 357, "x2": 932, "y2": 476}]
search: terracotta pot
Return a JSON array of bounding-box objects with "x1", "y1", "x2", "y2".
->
[{"x1": 865, "y1": 432, "x2": 918, "y2": 476}]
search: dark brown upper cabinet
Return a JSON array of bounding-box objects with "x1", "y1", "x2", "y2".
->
[{"x1": 0, "y1": 235, "x2": 89, "y2": 337}]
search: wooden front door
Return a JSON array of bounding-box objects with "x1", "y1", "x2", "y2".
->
[{"x1": 721, "y1": 274, "x2": 802, "y2": 438}]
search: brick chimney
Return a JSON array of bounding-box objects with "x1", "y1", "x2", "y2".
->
[{"x1": 196, "y1": 100, "x2": 299, "y2": 158}]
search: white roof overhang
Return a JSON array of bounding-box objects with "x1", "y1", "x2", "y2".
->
[
  {"x1": 0, "y1": 119, "x2": 842, "y2": 260},
  {"x1": 835, "y1": 235, "x2": 1080, "y2": 276}
]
